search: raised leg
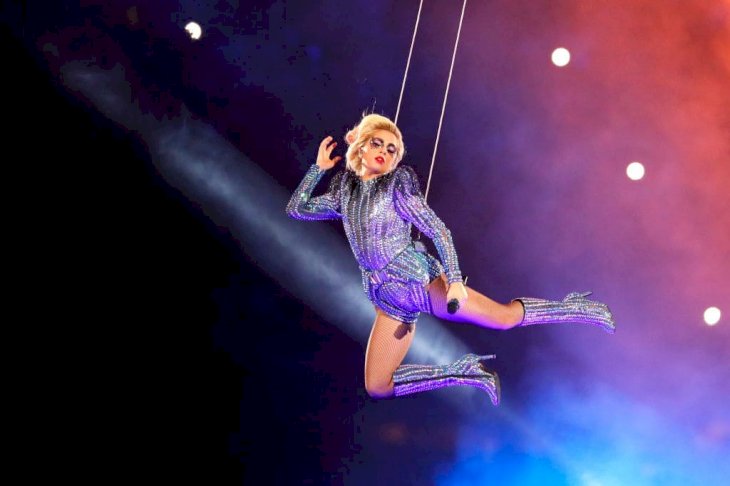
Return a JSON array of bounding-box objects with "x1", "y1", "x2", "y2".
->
[
  {"x1": 427, "y1": 274, "x2": 524, "y2": 330},
  {"x1": 428, "y1": 274, "x2": 616, "y2": 333}
]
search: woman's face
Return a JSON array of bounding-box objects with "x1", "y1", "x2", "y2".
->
[{"x1": 359, "y1": 129, "x2": 401, "y2": 180}]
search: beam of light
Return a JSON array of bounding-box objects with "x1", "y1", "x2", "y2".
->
[
  {"x1": 39, "y1": 3, "x2": 730, "y2": 483},
  {"x1": 59, "y1": 60, "x2": 476, "y2": 389},
  {"x1": 57, "y1": 57, "x2": 619, "y2": 480}
]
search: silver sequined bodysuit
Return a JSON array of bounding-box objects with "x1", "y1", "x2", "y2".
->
[{"x1": 286, "y1": 164, "x2": 462, "y2": 324}]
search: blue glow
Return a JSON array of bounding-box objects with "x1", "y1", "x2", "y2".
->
[{"x1": 437, "y1": 380, "x2": 729, "y2": 485}]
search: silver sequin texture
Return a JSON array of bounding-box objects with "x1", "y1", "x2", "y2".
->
[
  {"x1": 516, "y1": 291, "x2": 616, "y2": 333},
  {"x1": 286, "y1": 164, "x2": 462, "y2": 323},
  {"x1": 392, "y1": 353, "x2": 500, "y2": 405}
]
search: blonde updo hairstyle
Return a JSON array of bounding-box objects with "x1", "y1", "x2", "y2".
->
[{"x1": 344, "y1": 113, "x2": 405, "y2": 175}]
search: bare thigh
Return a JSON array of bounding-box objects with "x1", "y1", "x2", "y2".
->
[
  {"x1": 427, "y1": 274, "x2": 523, "y2": 330},
  {"x1": 363, "y1": 308, "x2": 416, "y2": 399}
]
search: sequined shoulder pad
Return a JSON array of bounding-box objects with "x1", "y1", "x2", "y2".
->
[{"x1": 392, "y1": 165, "x2": 423, "y2": 196}]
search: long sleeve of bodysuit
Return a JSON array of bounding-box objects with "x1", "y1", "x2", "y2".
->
[
  {"x1": 286, "y1": 164, "x2": 343, "y2": 220},
  {"x1": 393, "y1": 166, "x2": 463, "y2": 284}
]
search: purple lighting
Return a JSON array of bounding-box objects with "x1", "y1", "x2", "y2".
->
[{"x1": 8, "y1": 0, "x2": 729, "y2": 483}]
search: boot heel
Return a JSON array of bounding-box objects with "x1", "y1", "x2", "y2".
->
[
  {"x1": 566, "y1": 291, "x2": 592, "y2": 300},
  {"x1": 463, "y1": 370, "x2": 501, "y2": 406}
]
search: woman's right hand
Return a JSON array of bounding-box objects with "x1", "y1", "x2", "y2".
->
[{"x1": 316, "y1": 136, "x2": 342, "y2": 171}]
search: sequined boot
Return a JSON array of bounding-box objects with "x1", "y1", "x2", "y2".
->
[
  {"x1": 514, "y1": 291, "x2": 616, "y2": 333},
  {"x1": 392, "y1": 353, "x2": 500, "y2": 405}
]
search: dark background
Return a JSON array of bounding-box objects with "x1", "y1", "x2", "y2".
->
[{"x1": 7, "y1": 15, "x2": 350, "y2": 484}]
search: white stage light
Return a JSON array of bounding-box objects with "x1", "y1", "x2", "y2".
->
[
  {"x1": 704, "y1": 307, "x2": 721, "y2": 326},
  {"x1": 185, "y1": 21, "x2": 202, "y2": 40},
  {"x1": 627, "y1": 161, "x2": 645, "y2": 181},
  {"x1": 551, "y1": 47, "x2": 571, "y2": 67}
]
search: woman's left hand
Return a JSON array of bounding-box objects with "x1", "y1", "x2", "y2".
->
[{"x1": 447, "y1": 281, "x2": 469, "y2": 307}]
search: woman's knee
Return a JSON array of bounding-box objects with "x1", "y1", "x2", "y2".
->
[
  {"x1": 364, "y1": 376, "x2": 394, "y2": 399},
  {"x1": 497, "y1": 300, "x2": 524, "y2": 327},
  {"x1": 363, "y1": 310, "x2": 414, "y2": 399}
]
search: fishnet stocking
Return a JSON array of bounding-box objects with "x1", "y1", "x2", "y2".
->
[
  {"x1": 363, "y1": 275, "x2": 522, "y2": 399},
  {"x1": 363, "y1": 309, "x2": 416, "y2": 398}
]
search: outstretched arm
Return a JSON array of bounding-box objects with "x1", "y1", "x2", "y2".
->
[{"x1": 286, "y1": 136, "x2": 344, "y2": 221}]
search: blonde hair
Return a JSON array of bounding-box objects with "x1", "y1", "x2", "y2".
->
[{"x1": 344, "y1": 113, "x2": 405, "y2": 175}]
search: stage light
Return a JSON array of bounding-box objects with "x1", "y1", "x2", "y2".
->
[
  {"x1": 185, "y1": 21, "x2": 202, "y2": 40},
  {"x1": 626, "y1": 161, "x2": 645, "y2": 181},
  {"x1": 551, "y1": 47, "x2": 571, "y2": 67},
  {"x1": 704, "y1": 307, "x2": 721, "y2": 326}
]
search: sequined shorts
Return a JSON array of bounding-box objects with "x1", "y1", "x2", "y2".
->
[{"x1": 362, "y1": 247, "x2": 444, "y2": 324}]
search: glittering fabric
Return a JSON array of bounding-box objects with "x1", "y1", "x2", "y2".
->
[
  {"x1": 516, "y1": 291, "x2": 616, "y2": 333},
  {"x1": 393, "y1": 354, "x2": 500, "y2": 405},
  {"x1": 286, "y1": 164, "x2": 462, "y2": 323}
]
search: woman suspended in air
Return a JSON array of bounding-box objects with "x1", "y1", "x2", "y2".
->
[{"x1": 286, "y1": 113, "x2": 615, "y2": 406}]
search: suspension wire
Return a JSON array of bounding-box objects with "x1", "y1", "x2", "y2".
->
[
  {"x1": 423, "y1": 0, "x2": 467, "y2": 203},
  {"x1": 394, "y1": 0, "x2": 468, "y2": 255},
  {"x1": 394, "y1": 0, "x2": 424, "y2": 126}
]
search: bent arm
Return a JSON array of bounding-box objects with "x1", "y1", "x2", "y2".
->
[
  {"x1": 286, "y1": 164, "x2": 343, "y2": 220},
  {"x1": 393, "y1": 167, "x2": 462, "y2": 284}
]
